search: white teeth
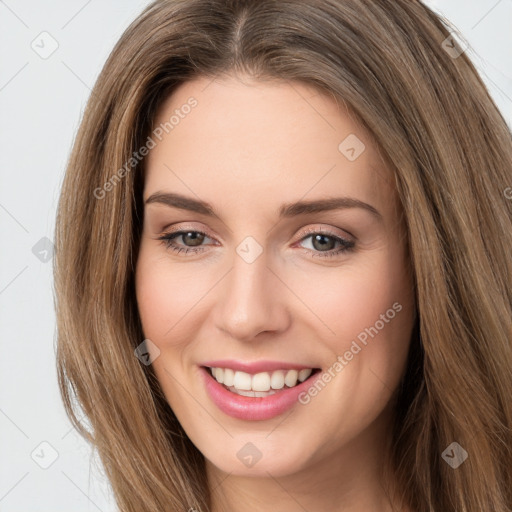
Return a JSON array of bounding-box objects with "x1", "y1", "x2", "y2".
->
[
  {"x1": 270, "y1": 370, "x2": 285, "y2": 390},
  {"x1": 210, "y1": 366, "x2": 315, "y2": 392},
  {"x1": 223, "y1": 368, "x2": 235, "y2": 387},
  {"x1": 251, "y1": 372, "x2": 271, "y2": 392},
  {"x1": 284, "y1": 369, "x2": 298, "y2": 387},
  {"x1": 298, "y1": 368, "x2": 313, "y2": 382},
  {"x1": 227, "y1": 387, "x2": 278, "y2": 397},
  {"x1": 233, "y1": 371, "x2": 252, "y2": 390}
]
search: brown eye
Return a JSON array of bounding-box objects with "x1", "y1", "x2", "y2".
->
[
  {"x1": 310, "y1": 233, "x2": 337, "y2": 251},
  {"x1": 297, "y1": 229, "x2": 355, "y2": 258},
  {"x1": 176, "y1": 231, "x2": 205, "y2": 247},
  {"x1": 158, "y1": 230, "x2": 212, "y2": 254}
]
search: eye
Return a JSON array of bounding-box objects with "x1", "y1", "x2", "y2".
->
[
  {"x1": 157, "y1": 229, "x2": 213, "y2": 255},
  {"x1": 295, "y1": 227, "x2": 355, "y2": 258},
  {"x1": 156, "y1": 226, "x2": 355, "y2": 258}
]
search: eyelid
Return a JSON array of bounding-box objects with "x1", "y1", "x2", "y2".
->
[
  {"x1": 157, "y1": 222, "x2": 356, "y2": 261},
  {"x1": 158, "y1": 222, "x2": 355, "y2": 244},
  {"x1": 295, "y1": 224, "x2": 355, "y2": 242},
  {"x1": 160, "y1": 223, "x2": 218, "y2": 241},
  {"x1": 159, "y1": 222, "x2": 354, "y2": 244}
]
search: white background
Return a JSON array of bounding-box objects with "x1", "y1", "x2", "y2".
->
[{"x1": 0, "y1": 1, "x2": 511, "y2": 510}]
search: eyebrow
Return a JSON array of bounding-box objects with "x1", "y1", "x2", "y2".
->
[{"x1": 145, "y1": 191, "x2": 382, "y2": 220}]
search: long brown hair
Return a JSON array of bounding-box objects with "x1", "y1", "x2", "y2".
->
[{"x1": 53, "y1": 1, "x2": 512, "y2": 510}]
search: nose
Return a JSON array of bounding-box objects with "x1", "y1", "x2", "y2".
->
[{"x1": 213, "y1": 249, "x2": 290, "y2": 342}]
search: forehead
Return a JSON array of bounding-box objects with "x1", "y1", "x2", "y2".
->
[{"x1": 144, "y1": 75, "x2": 397, "y2": 219}]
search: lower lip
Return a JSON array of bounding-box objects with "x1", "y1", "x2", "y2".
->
[{"x1": 200, "y1": 366, "x2": 321, "y2": 421}]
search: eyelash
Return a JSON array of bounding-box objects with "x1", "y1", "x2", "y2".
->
[{"x1": 157, "y1": 226, "x2": 355, "y2": 259}]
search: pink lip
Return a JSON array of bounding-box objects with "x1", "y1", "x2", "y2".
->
[
  {"x1": 201, "y1": 359, "x2": 317, "y2": 374},
  {"x1": 199, "y1": 366, "x2": 322, "y2": 421}
]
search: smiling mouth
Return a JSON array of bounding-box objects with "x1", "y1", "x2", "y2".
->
[{"x1": 203, "y1": 366, "x2": 322, "y2": 397}]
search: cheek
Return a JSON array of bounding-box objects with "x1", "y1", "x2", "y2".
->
[
  {"x1": 135, "y1": 264, "x2": 174, "y2": 341},
  {"x1": 135, "y1": 248, "x2": 206, "y2": 342},
  {"x1": 289, "y1": 248, "x2": 414, "y2": 379},
  {"x1": 135, "y1": 249, "x2": 198, "y2": 403},
  {"x1": 290, "y1": 251, "x2": 414, "y2": 444}
]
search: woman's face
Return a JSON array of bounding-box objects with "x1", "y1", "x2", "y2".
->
[{"x1": 135, "y1": 75, "x2": 416, "y2": 480}]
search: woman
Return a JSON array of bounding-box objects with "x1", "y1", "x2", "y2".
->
[{"x1": 53, "y1": 1, "x2": 512, "y2": 511}]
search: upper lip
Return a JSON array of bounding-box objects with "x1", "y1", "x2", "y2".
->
[{"x1": 200, "y1": 359, "x2": 320, "y2": 374}]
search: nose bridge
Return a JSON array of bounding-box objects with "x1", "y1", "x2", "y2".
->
[{"x1": 214, "y1": 243, "x2": 288, "y2": 340}]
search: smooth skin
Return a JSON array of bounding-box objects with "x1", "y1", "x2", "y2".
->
[{"x1": 135, "y1": 75, "x2": 416, "y2": 512}]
